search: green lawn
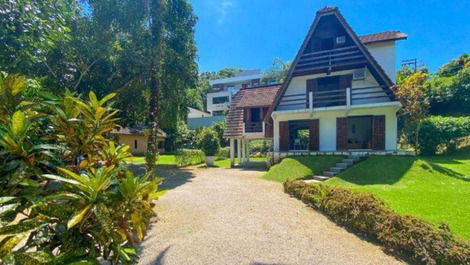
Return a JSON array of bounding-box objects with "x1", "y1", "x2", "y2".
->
[
  {"x1": 326, "y1": 149, "x2": 470, "y2": 240},
  {"x1": 263, "y1": 156, "x2": 343, "y2": 182},
  {"x1": 212, "y1": 157, "x2": 267, "y2": 168},
  {"x1": 125, "y1": 155, "x2": 177, "y2": 166}
]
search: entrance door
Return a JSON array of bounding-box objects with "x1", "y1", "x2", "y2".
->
[{"x1": 347, "y1": 116, "x2": 372, "y2": 150}]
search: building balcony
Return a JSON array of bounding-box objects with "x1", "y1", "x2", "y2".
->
[{"x1": 243, "y1": 122, "x2": 264, "y2": 134}]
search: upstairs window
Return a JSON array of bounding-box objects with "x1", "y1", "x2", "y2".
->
[
  {"x1": 317, "y1": 76, "x2": 340, "y2": 92},
  {"x1": 212, "y1": 96, "x2": 229, "y2": 104}
]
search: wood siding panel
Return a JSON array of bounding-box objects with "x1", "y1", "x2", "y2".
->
[
  {"x1": 372, "y1": 115, "x2": 386, "y2": 150},
  {"x1": 279, "y1": 121, "x2": 289, "y2": 151},
  {"x1": 308, "y1": 119, "x2": 319, "y2": 151},
  {"x1": 336, "y1": 117, "x2": 348, "y2": 150}
]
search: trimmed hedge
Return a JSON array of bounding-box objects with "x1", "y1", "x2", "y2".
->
[
  {"x1": 411, "y1": 116, "x2": 470, "y2": 155},
  {"x1": 284, "y1": 180, "x2": 470, "y2": 265},
  {"x1": 175, "y1": 149, "x2": 205, "y2": 167}
]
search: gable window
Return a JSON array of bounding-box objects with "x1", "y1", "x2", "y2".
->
[
  {"x1": 134, "y1": 139, "x2": 138, "y2": 149},
  {"x1": 336, "y1": 36, "x2": 346, "y2": 45},
  {"x1": 212, "y1": 96, "x2": 229, "y2": 104}
]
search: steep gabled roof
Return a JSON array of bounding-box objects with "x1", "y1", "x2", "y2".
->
[
  {"x1": 271, "y1": 7, "x2": 399, "y2": 114},
  {"x1": 359, "y1": 31, "x2": 407, "y2": 44},
  {"x1": 224, "y1": 85, "x2": 281, "y2": 137}
]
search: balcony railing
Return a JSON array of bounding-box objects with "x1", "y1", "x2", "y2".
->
[
  {"x1": 311, "y1": 89, "x2": 347, "y2": 108},
  {"x1": 244, "y1": 122, "x2": 263, "y2": 133}
]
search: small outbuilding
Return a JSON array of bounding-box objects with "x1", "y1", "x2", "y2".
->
[{"x1": 110, "y1": 126, "x2": 167, "y2": 155}]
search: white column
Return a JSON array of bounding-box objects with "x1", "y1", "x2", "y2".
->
[
  {"x1": 241, "y1": 139, "x2": 245, "y2": 164},
  {"x1": 273, "y1": 117, "x2": 280, "y2": 152},
  {"x1": 237, "y1": 138, "x2": 242, "y2": 165},
  {"x1": 246, "y1": 139, "x2": 250, "y2": 162},
  {"x1": 230, "y1": 138, "x2": 235, "y2": 168},
  {"x1": 346, "y1": 87, "x2": 351, "y2": 108},
  {"x1": 309, "y1": 91, "x2": 313, "y2": 110}
]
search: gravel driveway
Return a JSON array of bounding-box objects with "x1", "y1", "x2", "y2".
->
[{"x1": 138, "y1": 167, "x2": 404, "y2": 265}]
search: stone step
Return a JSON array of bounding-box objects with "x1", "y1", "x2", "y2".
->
[
  {"x1": 304, "y1": 179, "x2": 322, "y2": 184},
  {"x1": 330, "y1": 167, "x2": 344, "y2": 173},
  {"x1": 342, "y1": 159, "x2": 355, "y2": 165},
  {"x1": 336, "y1": 162, "x2": 348, "y2": 168},
  {"x1": 348, "y1": 155, "x2": 361, "y2": 161},
  {"x1": 323, "y1": 171, "x2": 336, "y2": 177},
  {"x1": 313, "y1": 175, "x2": 330, "y2": 181}
]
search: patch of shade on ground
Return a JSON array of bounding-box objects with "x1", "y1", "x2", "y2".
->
[{"x1": 326, "y1": 149, "x2": 470, "y2": 240}]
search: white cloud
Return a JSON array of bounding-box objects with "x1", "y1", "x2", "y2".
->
[{"x1": 217, "y1": 1, "x2": 234, "y2": 24}]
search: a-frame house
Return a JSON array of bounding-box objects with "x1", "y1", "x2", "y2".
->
[{"x1": 269, "y1": 7, "x2": 406, "y2": 153}]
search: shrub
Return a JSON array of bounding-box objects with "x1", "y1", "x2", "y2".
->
[
  {"x1": 200, "y1": 129, "x2": 220, "y2": 156},
  {"x1": 0, "y1": 74, "x2": 165, "y2": 264},
  {"x1": 249, "y1": 140, "x2": 272, "y2": 156},
  {"x1": 409, "y1": 116, "x2": 470, "y2": 155},
  {"x1": 217, "y1": 147, "x2": 230, "y2": 160},
  {"x1": 175, "y1": 149, "x2": 205, "y2": 166},
  {"x1": 284, "y1": 180, "x2": 470, "y2": 265}
]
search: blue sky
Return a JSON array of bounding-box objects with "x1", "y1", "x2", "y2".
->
[{"x1": 191, "y1": 0, "x2": 469, "y2": 74}]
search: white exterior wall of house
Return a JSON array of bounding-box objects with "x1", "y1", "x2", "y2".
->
[
  {"x1": 272, "y1": 102, "x2": 400, "y2": 152},
  {"x1": 365, "y1": 41, "x2": 397, "y2": 82}
]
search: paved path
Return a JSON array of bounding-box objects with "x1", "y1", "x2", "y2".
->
[{"x1": 138, "y1": 167, "x2": 404, "y2": 265}]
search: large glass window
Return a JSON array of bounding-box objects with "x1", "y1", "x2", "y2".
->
[
  {"x1": 347, "y1": 116, "x2": 372, "y2": 149},
  {"x1": 212, "y1": 96, "x2": 229, "y2": 104},
  {"x1": 288, "y1": 120, "x2": 310, "y2": 150}
]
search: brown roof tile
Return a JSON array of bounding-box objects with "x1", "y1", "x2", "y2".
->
[
  {"x1": 223, "y1": 85, "x2": 281, "y2": 137},
  {"x1": 359, "y1": 31, "x2": 407, "y2": 44},
  {"x1": 237, "y1": 85, "x2": 281, "y2": 108}
]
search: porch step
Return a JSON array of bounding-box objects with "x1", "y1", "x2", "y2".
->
[
  {"x1": 312, "y1": 175, "x2": 331, "y2": 181},
  {"x1": 314, "y1": 154, "x2": 367, "y2": 182}
]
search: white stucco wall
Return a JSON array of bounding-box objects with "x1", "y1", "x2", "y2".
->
[
  {"x1": 206, "y1": 91, "x2": 231, "y2": 113},
  {"x1": 272, "y1": 103, "x2": 400, "y2": 152},
  {"x1": 365, "y1": 41, "x2": 396, "y2": 82}
]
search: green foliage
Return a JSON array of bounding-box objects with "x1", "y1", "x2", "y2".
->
[
  {"x1": 284, "y1": 180, "x2": 470, "y2": 265},
  {"x1": 0, "y1": 0, "x2": 75, "y2": 73},
  {"x1": 263, "y1": 156, "x2": 343, "y2": 182},
  {"x1": 200, "y1": 130, "x2": 220, "y2": 156},
  {"x1": 426, "y1": 54, "x2": 470, "y2": 116},
  {"x1": 261, "y1": 58, "x2": 292, "y2": 83},
  {"x1": 0, "y1": 74, "x2": 164, "y2": 264},
  {"x1": 174, "y1": 149, "x2": 205, "y2": 167},
  {"x1": 249, "y1": 140, "x2": 272, "y2": 156},
  {"x1": 216, "y1": 147, "x2": 230, "y2": 160},
  {"x1": 408, "y1": 116, "x2": 470, "y2": 155}
]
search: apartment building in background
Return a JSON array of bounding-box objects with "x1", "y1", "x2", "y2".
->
[{"x1": 207, "y1": 70, "x2": 264, "y2": 116}]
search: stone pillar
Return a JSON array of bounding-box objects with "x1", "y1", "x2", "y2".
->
[
  {"x1": 230, "y1": 138, "x2": 235, "y2": 168},
  {"x1": 237, "y1": 138, "x2": 242, "y2": 165}
]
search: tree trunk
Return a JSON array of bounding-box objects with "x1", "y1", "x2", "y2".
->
[{"x1": 147, "y1": 73, "x2": 160, "y2": 154}]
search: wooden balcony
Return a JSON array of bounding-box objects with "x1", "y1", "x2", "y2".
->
[
  {"x1": 293, "y1": 46, "x2": 366, "y2": 76},
  {"x1": 244, "y1": 122, "x2": 263, "y2": 133}
]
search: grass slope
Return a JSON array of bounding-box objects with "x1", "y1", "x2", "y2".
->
[
  {"x1": 263, "y1": 156, "x2": 343, "y2": 182},
  {"x1": 326, "y1": 150, "x2": 470, "y2": 240}
]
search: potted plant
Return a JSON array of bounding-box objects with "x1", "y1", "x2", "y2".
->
[{"x1": 200, "y1": 130, "x2": 220, "y2": 166}]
